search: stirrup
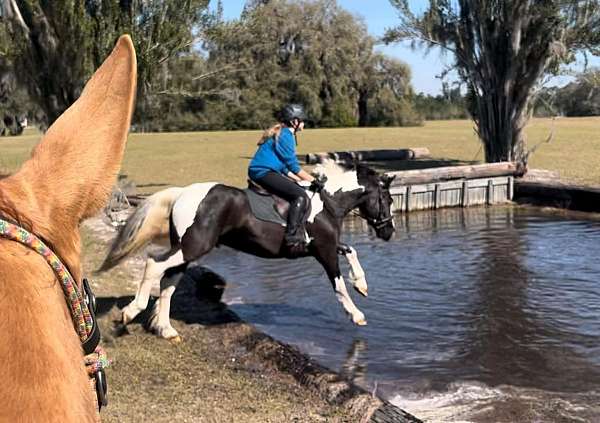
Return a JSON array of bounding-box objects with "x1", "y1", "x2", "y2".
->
[{"x1": 284, "y1": 228, "x2": 307, "y2": 246}]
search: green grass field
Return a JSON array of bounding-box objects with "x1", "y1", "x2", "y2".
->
[{"x1": 2, "y1": 117, "x2": 599, "y2": 193}]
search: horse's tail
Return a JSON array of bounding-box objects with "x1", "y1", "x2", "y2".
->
[{"x1": 98, "y1": 186, "x2": 184, "y2": 271}]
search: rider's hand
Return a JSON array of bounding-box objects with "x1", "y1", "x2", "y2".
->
[{"x1": 310, "y1": 175, "x2": 327, "y2": 192}]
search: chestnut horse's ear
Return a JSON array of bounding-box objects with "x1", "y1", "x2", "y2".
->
[{"x1": 15, "y1": 35, "x2": 137, "y2": 228}]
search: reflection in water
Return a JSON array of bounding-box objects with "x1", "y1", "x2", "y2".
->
[
  {"x1": 202, "y1": 206, "x2": 600, "y2": 421},
  {"x1": 340, "y1": 339, "x2": 368, "y2": 387},
  {"x1": 463, "y1": 207, "x2": 538, "y2": 385},
  {"x1": 456, "y1": 208, "x2": 600, "y2": 392}
]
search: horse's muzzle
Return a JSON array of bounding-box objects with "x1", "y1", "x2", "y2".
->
[{"x1": 376, "y1": 224, "x2": 394, "y2": 241}]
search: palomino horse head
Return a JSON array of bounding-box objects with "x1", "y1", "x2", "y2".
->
[
  {"x1": 355, "y1": 163, "x2": 396, "y2": 241},
  {"x1": 0, "y1": 36, "x2": 136, "y2": 421}
]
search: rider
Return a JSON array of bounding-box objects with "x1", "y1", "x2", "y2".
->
[{"x1": 248, "y1": 104, "x2": 321, "y2": 249}]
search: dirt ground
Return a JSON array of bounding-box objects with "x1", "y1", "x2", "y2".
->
[
  {"x1": 83, "y1": 217, "x2": 354, "y2": 422},
  {"x1": 81, "y1": 215, "x2": 356, "y2": 423}
]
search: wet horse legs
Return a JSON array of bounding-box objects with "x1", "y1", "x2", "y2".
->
[
  {"x1": 338, "y1": 243, "x2": 368, "y2": 297},
  {"x1": 317, "y1": 246, "x2": 367, "y2": 326}
]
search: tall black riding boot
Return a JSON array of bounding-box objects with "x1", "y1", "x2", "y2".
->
[{"x1": 285, "y1": 196, "x2": 308, "y2": 248}]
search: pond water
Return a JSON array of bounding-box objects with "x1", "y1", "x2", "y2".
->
[{"x1": 200, "y1": 206, "x2": 600, "y2": 422}]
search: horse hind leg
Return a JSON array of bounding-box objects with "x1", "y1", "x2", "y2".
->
[
  {"x1": 121, "y1": 249, "x2": 183, "y2": 324},
  {"x1": 338, "y1": 244, "x2": 368, "y2": 297},
  {"x1": 148, "y1": 262, "x2": 189, "y2": 342}
]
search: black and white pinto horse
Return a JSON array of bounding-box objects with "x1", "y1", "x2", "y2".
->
[{"x1": 100, "y1": 160, "x2": 396, "y2": 341}]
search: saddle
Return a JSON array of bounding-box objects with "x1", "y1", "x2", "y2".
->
[{"x1": 244, "y1": 179, "x2": 312, "y2": 226}]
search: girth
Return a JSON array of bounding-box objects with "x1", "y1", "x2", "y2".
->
[{"x1": 0, "y1": 217, "x2": 108, "y2": 410}]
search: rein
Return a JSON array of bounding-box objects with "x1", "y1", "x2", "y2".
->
[{"x1": 0, "y1": 218, "x2": 108, "y2": 410}]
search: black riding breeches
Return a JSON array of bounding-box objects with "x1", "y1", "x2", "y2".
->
[
  {"x1": 255, "y1": 172, "x2": 309, "y2": 244},
  {"x1": 254, "y1": 171, "x2": 307, "y2": 204}
]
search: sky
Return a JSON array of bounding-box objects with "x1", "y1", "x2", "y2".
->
[{"x1": 211, "y1": 0, "x2": 600, "y2": 95}]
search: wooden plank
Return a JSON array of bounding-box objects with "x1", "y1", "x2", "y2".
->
[
  {"x1": 414, "y1": 191, "x2": 434, "y2": 210},
  {"x1": 461, "y1": 180, "x2": 469, "y2": 206},
  {"x1": 389, "y1": 175, "x2": 513, "y2": 212},
  {"x1": 387, "y1": 162, "x2": 522, "y2": 186},
  {"x1": 440, "y1": 188, "x2": 461, "y2": 208},
  {"x1": 494, "y1": 184, "x2": 509, "y2": 202},
  {"x1": 469, "y1": 186, "x2": 487, "y2": 205}
]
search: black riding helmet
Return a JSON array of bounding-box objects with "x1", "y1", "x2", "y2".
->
[{"x1": 279, "y1": 103, "x2": 306, "y2": 126}]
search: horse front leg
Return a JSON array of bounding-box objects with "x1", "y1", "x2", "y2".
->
[
  {"x1": 316, "y1": 247, "x2": 367, "y2": 326},
  {"x1": 338, "y1": 243, "x2": 368, "y2": 297}
]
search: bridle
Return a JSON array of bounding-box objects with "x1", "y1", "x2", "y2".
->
[
  {"x1": 354, "y1": 183, "x2": 393, "y2": 230},
  {"x1": 0, "y1": 217, "x2": 108, "y2": 410}
]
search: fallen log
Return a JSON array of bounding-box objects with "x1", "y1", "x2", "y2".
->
[
  {"x1": 305, "y1": 148, "x2": 430, "y2": 164},
  {"x1": 388, "y1": 162, "x2": 524, "y2": 186}
]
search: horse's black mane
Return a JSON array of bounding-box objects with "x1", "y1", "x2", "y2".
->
[{"x1": 319, "y1": 189, "x2": 345, "y2": 219}]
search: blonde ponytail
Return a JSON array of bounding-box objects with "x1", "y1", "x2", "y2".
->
[{"x1": 258, "y1": 124, "x2": 282, "y2": 145}]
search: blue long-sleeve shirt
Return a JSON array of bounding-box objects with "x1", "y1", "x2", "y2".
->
[{"x1": 248, "y1": 127, "x2": 301, "y2": 180}]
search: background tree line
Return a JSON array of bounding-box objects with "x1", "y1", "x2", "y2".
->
[
  {"x1": 0, "y1": 0, "x2": 423, "y2": 132},
  {"x1": 1, "y1": 0, "x2": 600, "y2": 165}
]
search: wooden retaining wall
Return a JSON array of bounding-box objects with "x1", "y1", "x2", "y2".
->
[
  {"x1": 390, "y1": 176, "x2": 514, "y2": 212},
  {"x1": 386, "y1": 162, "x2": 520, "y2": 213}
]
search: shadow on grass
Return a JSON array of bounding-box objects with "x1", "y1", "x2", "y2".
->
[
  {"x1": 366, "y1": 158, "x2": 480, "y2": 173},
  {"x1": 96, "y1": 265, "x2": 242, "y2": 335}
]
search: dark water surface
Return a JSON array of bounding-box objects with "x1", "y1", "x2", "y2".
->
[{"x1": 201, "y1": 206, "x2": 600, "y2": 422}]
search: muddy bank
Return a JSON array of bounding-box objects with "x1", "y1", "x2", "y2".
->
[{"x1": 81, "y1": 216, "x2": 419, "y2": 423}]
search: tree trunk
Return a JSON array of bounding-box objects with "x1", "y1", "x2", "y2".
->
[
  {"x1": 476, "y1": 89, "x2": 531, "y2": 164},
  {"x1": 357, "y1": 88, "x2": 368, "y2": 127},
  {"x1": 457, "y1": 2, "x2": 556, "y2": 165}
]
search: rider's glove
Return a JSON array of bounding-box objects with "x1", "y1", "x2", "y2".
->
[{"x1": 310, "y1": 175, "x2": 327, "y2": 193}]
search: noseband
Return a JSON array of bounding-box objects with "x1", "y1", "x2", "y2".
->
[{"x1": 0, "y1": 218, "x2": 108, "y2": 410}]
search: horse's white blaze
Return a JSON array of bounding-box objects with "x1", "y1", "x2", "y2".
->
[
  {"x1": 390, "y1": 204, "x2": 395, "y2": 228},
  {"x1": 172, "y1": 182, "x2": 218, "y2": 240},
  {"x1": 334, "y1": 276, "x2": 366, "y2": 324},
  {"x1": 345, "y1": 247, "x2": 367, "y2": 294}
]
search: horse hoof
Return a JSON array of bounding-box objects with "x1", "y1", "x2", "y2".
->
[
  {"x1": 121, "y1": 304, "x2": 141, "y2": 325},
  {"x1": 355, "y1": 318, "x2": 367, "y2": 326},
  {"x1": 354, "y1": 286, "x2": 368, "y2": 297},
  {"x1": 121, "y1": 311, "x2": 131, "y2": 325},
  {"x1": 167, "y1": 335, "x2": 183, "y2": 344}
]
